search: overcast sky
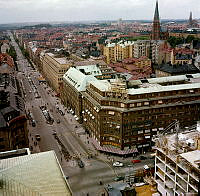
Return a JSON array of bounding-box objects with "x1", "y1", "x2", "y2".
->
[{"x1": 0, "y1": 0, "x2": 199, "y2": 24}]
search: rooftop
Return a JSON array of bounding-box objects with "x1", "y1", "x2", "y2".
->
[
  {"x1": 156, "y1": 64, "x2": 199, "y2": 74},
  {"x1": 180, "y1": 150, "x2": 200, "y2": 170},
  {"x1": 0, "y1": 150, "x2": 72, "y2": 196},
  {"x1": 63, "y1": 67, "x2": 97, "y2": 92}
]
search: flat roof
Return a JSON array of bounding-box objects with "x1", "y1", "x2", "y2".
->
[
  {"x1": 180, "y1": 150, "x2": 200, "y2": 170},
  {"x1": 128, "y1": 82, "x2": 200, "y2": 95}
]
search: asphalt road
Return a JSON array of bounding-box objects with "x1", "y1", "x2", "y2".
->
[{"x1": 8, "y1": 31, "x2": 155, "y2": 196}]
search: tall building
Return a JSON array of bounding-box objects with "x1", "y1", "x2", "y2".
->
[
  {"x1": 188, "y1": 11, "x2": 198, "y2": 28},
  {"x1": 152, "y1": 1, "x2": 161, "y2": 40},
  {"x1": 42, "y1": 52, "x2": 73, "y2": 92},
  {"x1": 189, "y1": 11, "x2": 193, "y2": 27}
]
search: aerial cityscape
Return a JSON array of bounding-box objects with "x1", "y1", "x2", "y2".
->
[{"x1": 0, "y1": 0, "x2": 200, "y2": 195}]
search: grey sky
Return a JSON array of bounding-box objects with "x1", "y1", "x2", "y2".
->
[{"x1": 0, "y1": 0, "x2": 199, "y2": 24}]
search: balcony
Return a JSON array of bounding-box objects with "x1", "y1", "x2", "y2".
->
[
  {"x1": 176, "y1": 178, "x2": 187, "y2": 192},
  {"x1": 165, "y1": 179, "x2": 175, "y2": 189},
  {"x1": 166, "y1": 171, "x2": 175, "y2": 181},
  {"x1": 157, "y1": 162, "x2": 165, "y2": 172},
  {"x1": 156, "y1": 171, "x2": 164, "y2": 181}
]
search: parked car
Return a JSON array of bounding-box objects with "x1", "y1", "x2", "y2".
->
[
  {"x1": 31, "y1": 120, "x2": 36, "y2": 127},
  {"x1": 139, "y1": 156, "x2": 147, "y2": 160},
  {"x1": 114, "y1": 176, "x2": 124, "y2": 181},
  {"x1": 77, "y1": 160, "x2": 84, "y2": 168},
  {"x1": 52, "y1": 130, "x2": 57, "y2": 135},
  {"x1": 144, "y1": 165, "x2": 150, "y2": 170},
  {"x1": 56, "y1": 119, "x2": 60, "y2": 124},
  {"x1": 113, "y1": 161, "x2": 123, "y2": 167},
  {"x1": 132, "y1": 160, "x2": 141, "y2": 164},
  {"x1": 35, "y1": 134, "x2": 41, "y2": 141}
]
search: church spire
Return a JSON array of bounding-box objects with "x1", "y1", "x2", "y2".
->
[
  {"x1": 152, "y1": 0, "x2": 161, "y2": 40},
  {"x1": 154, "y1": 0, "x2": 159, "y2": 21}
]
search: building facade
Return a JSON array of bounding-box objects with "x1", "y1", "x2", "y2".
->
[
  {"x1": 103, "y1": 40, "x2": 150, "y2": 64},
  {"x1": 42, "y1": 53, "x2": 73, "y2": 92},
  {"x1": 103, "y1": 41, "x2": 134, "y2": 64},
  {"x1": 0, "y1": 74, "x2": 28, "y2": 152},
  {"x1": 82, "y1": 74, "x2": 200, "y2": 152}
]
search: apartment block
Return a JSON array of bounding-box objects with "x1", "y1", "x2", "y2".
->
[
  {"x1": 103, "y1": 41, "x2": 134, "y2": 64},
  {"x1": 103, "y1": 40, "x2": 151, "y2": 64},
  {"x1": 155, "y1": 123, "x2": 200, "y2": 195},
  {"x1": 42, "y1": 53, "x2": 73, "y2": 92},
  {"x1": 62, "y1": 67, "x2": 200, "y2": 153},
  {"x1": 82, "y1": 74, "x2": 200, "y2": 152},
  {"x1": 134, "y1": 40, "x2": 150, "y2": 58}
]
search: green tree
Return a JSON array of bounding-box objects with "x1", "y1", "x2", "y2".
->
[{"x1": 185, "y1": 35, "x2": 195, "y2": 43}]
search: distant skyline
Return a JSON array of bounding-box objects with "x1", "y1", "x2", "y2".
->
[{"x1": 0, "y1": 0, "x2": 199, "y2": 24}]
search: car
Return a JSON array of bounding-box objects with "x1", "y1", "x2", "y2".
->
[
  {"x1": 31, "y1": 120, "x2": 36, "y2": 127},
  {"x1": 144, "y1": 165, "x2": 150, "y2": 170},
  {"x1": 139, "y1": 156, "x2": 147, "y2": 160},
  {"x1": 56, "y1": 119, "x2": 60, "y2": 124},
  {"x1": 113, "y1": 161, "x2": 123, "y2": 167},
  {"x1": 114, "y1": 176, "x2": 124, "y2": 181},
  {"x1": 35, "y1": 134, "x2": 41, "y2": 141},
  {"x1": 52, "y1": 130, "x2": 57, "y2": 135},
  {"x1": 77, "y1": 160, "x2": 84, "y2": 168},
  {"x1": 132, "y1": 159, "x2": 141, "y2": 164}
]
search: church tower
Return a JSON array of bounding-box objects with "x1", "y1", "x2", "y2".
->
[
  {"x1": 188, "y1": 12, "x2": 193, "y2": 27},
  {"x1": 152, "y1": 1, "x2": 161, "y2": 40}
]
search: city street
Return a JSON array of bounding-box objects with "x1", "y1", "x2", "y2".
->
[{"x1": 8, "y1": 31, "x2": 154, "y2": 196}]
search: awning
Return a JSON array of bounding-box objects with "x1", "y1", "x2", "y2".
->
[{"x1": 92, "y1": 139, "x2": 138, "y2": 155}]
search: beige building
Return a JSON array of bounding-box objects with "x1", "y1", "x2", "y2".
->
[
  {"x1": 103, "y1": 41, "x2": 134, "y2": 64},
  {"x1": 42, "y1": 53, "x2": 73, "y2": 92},
  {"x1": 103, "y1": 40, "x2": 151, "y2": 64}
]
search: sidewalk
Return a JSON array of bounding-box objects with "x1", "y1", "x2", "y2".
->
[{"x1": 28, "y1": 125, "x2": 40, "y2": 154}]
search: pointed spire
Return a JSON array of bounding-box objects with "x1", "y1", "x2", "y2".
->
[
  {"x1": 154, "y1": 0, "x2": 159, "y2": 21},
  {"x1": 189, "y1": 11, "x2": 192, "y2": 23}
]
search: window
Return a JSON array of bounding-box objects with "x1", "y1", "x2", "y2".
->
[
  {"x1": 130, "y1": 103, "x2": 135, "y2": 107},
  {"x1": 138, "y1": 130, "x2": 143, "y2": 134},
  {"x1": 144, "y1": 102, "x2": 149, "y2": 106},
  {"x1": 158, "y1": 100, "x2": 163, "y2": 104},
  {"x1": 121, "y1": 103, "x2": 125, "y2": 108},
  {"x1": 108, "y1": 111, "x2": 115, "y2": 115},
  {"x1": 137, "y1": 103, "x2": 142, "y2": 107},
  {"x1": 145, "y1": 129, "x2": 150, "y2": 133}
]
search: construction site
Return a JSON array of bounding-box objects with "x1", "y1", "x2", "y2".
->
[{"x1": 154, "y1": 120, "x2": 200, "y2": 195}]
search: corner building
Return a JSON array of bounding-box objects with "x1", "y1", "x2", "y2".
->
[{"x1": 82, "y1": 74, "x2": 200, "y2": 152}]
